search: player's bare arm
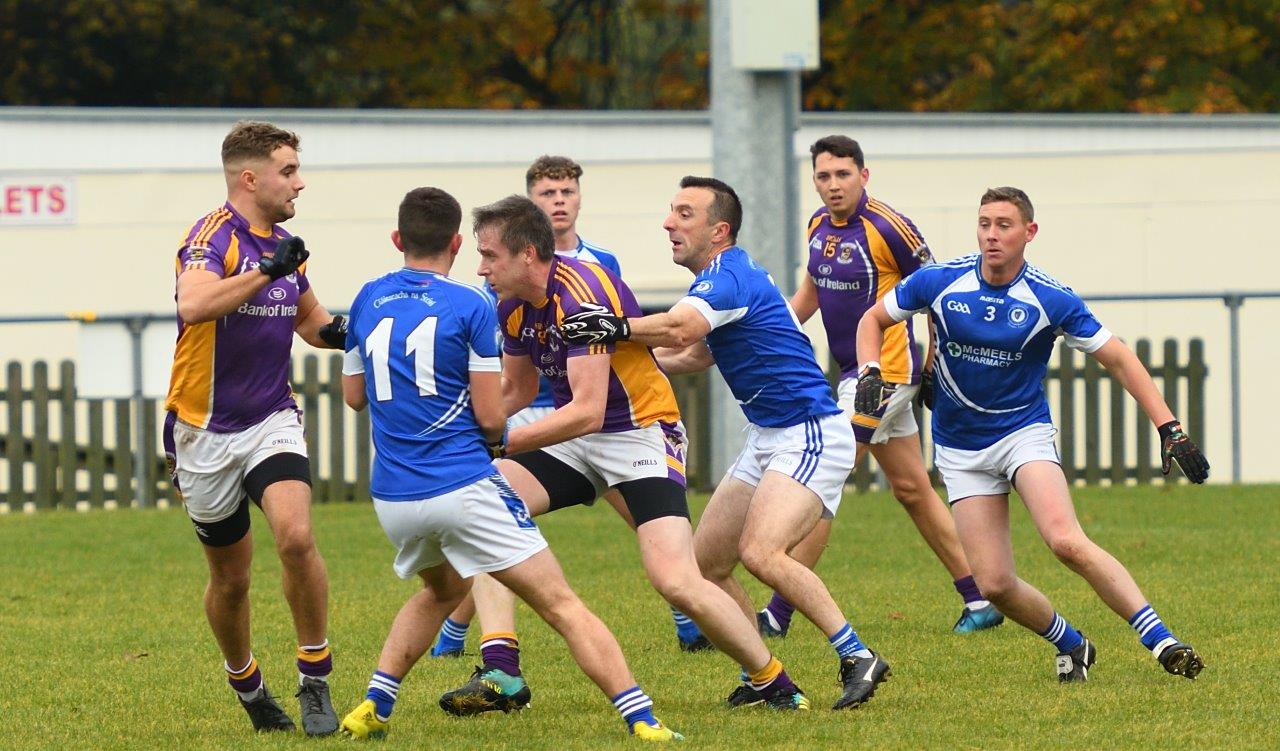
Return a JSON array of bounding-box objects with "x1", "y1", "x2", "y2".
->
[
  {"x1": 293, "y1": 288, "x2": 337, "y2": 348},
  {"x1": 501, "y1": 353, "x2": 541, "y2": 417},
  {"x1": 176, "y1": 267, "x2": 272, "y2": 324},
  {"x1": 1089, "y1": 337, "x2": 1175, "y2": 426},
  {"x1": 788, "y1": 272, "x2": 820, "y2": 324},
  {"x1": 855, "y1": 300, "x2": 894, "y2": 367},
  {"x1": 653, "y1": 339, "x2": 714, "y2": 375},
  {"x1": 627, "y1": 302, "x2": 712, "y2": 349},
  {"x1": 342, "y1": 372, "x2": 367, "y2": 412},
  {"x1": 506, "y1": 352, "x2": 610, "y2": 454},
  {"x1": 469, "y1": 370, "x2": 505, "y2": 443}
]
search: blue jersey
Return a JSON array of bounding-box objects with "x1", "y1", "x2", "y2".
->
[
  {"x1": 527, "y1": 238, "x2": 623, "y2": 409},
  {"x1": 885, "y1": 253, "x2": 1112, "y2": 451},
  {"x1": 343, "y1": 268, "x2": 503, "y2": 501},
  {"x1": 680, "y1": 246, "x2": 840, "y2": 428}
]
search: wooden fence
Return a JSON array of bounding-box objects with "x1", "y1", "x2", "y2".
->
[{"x1": 0, "y1": 337, "x2": 1206, "y2": 508}]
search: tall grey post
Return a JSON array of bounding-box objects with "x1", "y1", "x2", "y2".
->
[{"x1": 707, "y1": 0, "x2": 815, "y2": 480}]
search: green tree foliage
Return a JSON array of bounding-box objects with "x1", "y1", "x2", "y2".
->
[
  {"x1": 0, "y1": 0, "x2": 706, "y2": 108},
  {"x1": 804, "y1": 0, "x2": 1280, "y2": 112},
  {"x1": 2, "y1": 0, "x2": 1278, "y2": 112}
]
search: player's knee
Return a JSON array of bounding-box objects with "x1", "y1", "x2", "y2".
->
[
  {"x1": 890, "y1": 475, "x2": 930, "y2": 507},
  {"x1": 646, "y1": 568, "x2": 699, "y2": 611},
  {"x1": 208, "y1": 569, "x2": 251, "y2": 601},
  {"x1": 273, "y1": 526, "x2": 318, "y2": 564},
  {"x1": 1047, "y1": 533, "x2": 1090, "y2": 566},
  {"x1": 737, "y1": 542, "x2": 781, "y2": 580}
]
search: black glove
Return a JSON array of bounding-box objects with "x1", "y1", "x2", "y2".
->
[
  {"x1": 1159, "y1": 420, "x2": 1209, "y2": 484},
  {"x1": 258, "y1": 236, "x2": 309, "y2": 280},
  {"x1": 916, "y1": 369, "x2": 935, "y2": 411},
  {"x1": 853, "y1": 364, "x2": 886, "y2": 416},
  {"x1": 559, "y1": 302, "x2": 631, "y2": 345},
  {"x1": 318, "y1": 315, "x2": 347, "y2": 349},
  {"x1": 486, "y1": 427, "x2": 509, "y2": 460}
]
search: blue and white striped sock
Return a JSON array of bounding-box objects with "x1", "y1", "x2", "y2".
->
[
  {"x1": 366, "y1": 670, "x2": 400, "y2": 721},
  {"x1": 612, "y1": 686, "x2": 658, "y2": 730},
  {"x1": 829, "y1": 623, "x2": 873, "y2": 659},
  {"x1": 671, "y1": 607, "x2": 701, "y2": 643},
  {"x1": 1129, "y1": 604, "x2": 1179, "y2": 658},
  {"x1": 1039, "y1": 612, "x2": 1084, "y2": 653},
  {"x1": 431, "y1": 618, "x2": 469, "y2": 656}
]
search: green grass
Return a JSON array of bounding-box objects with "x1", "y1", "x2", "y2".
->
[{"x1": 2, "y1": 484, "x2": 1276, "y2": 750}]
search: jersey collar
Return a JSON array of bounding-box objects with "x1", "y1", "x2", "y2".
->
[
  {"x1": 976, "y1": 255, "x2": 1029, "y2": 291},
  {"x1": 826, "y1": 192, "x2": 870, "y2": 228}
]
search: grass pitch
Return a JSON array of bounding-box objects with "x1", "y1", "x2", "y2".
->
[{"x1": 1, "y1": 484, "x2": 1275, "y2": 750}]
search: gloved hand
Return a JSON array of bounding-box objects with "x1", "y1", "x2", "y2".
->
[
  {"x1": 559, "y1": 302, "x2": 630, "y2": 345},
  {"x1": 1159, "y1": 420, "x2": 1209, "y2": 484},
  {"x1": 258, "y1": 236, "x2": 309, "y2": 280},
  {"x1": 318, "y1": 314, "x2": 347, "y2": 349}
]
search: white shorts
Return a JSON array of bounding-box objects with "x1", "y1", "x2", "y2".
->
[
  {"x1": 727, "y1": 412, "x2": 855, "y2": 519},
  {"x1": 837, "y1": 378, "x2": 919, "y2": 445},
  {"x1": 541, "y1": 422, "x2": 687, "y2": 493},
  {"x1": 170, "y1": 409, "x2": 307, "y2": 524},
  {"x1": 508, "y1": 405, "x2": 554, "y2": 429},
  {"x1": 373, "y1": 472, "x2": 548, "y2": 579},
  {"x1": 934, "y1": 422, "x2": 1061, "y2": 503}
]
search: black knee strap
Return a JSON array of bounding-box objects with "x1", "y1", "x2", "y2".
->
[
  {"x1": 507, "y1": 450, "x2": 598, "y2": 511},
  {"x1": 615, "y1": 477, "x2": 690, "y2": 527},
  {"x1": 244, "y1": 452, "x2": 312, "y2": 505}
]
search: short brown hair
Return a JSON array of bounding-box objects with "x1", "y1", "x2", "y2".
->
[
  {"x1": 398, "y1": 187, "x2": 462, "y2": 258},
  {"x1": 525, "y1": 155, "x2": 583, "y2": 191},
  {"x1": 980, "y1": 187, "x2": 1035, "y2": 223},
  {"x1": 472, "y1": 195, "x2": 555, "y2": 261},
  {"x1": 679, "y1": 176, "x2": 742, "y2": 242},
  {"x1": 221, "y1": 121, "x2": 300, "y2": 167},
  {"x1": 810, "y1": 135, "x2": 864, "y2": 169}
]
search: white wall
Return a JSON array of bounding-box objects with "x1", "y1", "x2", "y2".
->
[{"x1": 1, "y1": 109, "x2": 1276, "y2": 480}]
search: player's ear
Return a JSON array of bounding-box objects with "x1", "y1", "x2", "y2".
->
[
  {"x1": 448, "y1": 233, "x2": 462, "y2": 256},
  {"x1": 391, "y1": 230, "x2": 404, "y2": 252},
  {"x1": 1025, "y1": 221, "x2": 1038, "y2": 242}
]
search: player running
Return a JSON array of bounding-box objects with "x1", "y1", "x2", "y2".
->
[
  {"x1": 854, "y1": 186, "x2": 1208, "y2": 682},
  {"x1": 561, "y1": 177, "x2": 890, "y2": 710},
  {"x1": 336, "y1": 187, "x2": 681, "y2": 742},
  {"x1": 747, "y1": 135, "x2": 1002, "y2": 639},
  {"x1": 438, "y1": 194, "x2": 809, "y2": 717}
]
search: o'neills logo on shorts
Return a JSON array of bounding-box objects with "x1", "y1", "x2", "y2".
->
[
  {"x1": 237, "y1": 302, "x2": 299, "y2": 317},
  {"x1": 632, "y1": 459, "x2": 659, "y2": 468}
]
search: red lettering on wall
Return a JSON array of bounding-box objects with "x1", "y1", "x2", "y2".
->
[
  {"x1": 25, "y1": 186, "x2": 44, "y2": 213},
  {"x1": 4, "y1": 186, "x2": 19, "y2": 214},
  {"x1": 49, "y1": 185, "x2": 66, "y2": 214}
]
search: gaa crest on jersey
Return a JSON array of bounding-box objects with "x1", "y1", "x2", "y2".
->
[
  {"x1": 837, "y1": 241, "x2": 859, "y2": 264},
  {"x1": 1008, "y1": 305, "x2": 1031, "y2": 328},
  {"x1": 694, "y1": 280, "x2": 713, "y2": 293}
]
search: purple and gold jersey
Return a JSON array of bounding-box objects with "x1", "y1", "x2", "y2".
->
[
  {"x1": 498, "y1": 256, "x2": 680, "y2": 434},
  {"x1": 165, "y1": 202, "x2": 309, "y2": 432},
  {"x1": 806, "y1": 192, "x2": 932, "y2": 383}
]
